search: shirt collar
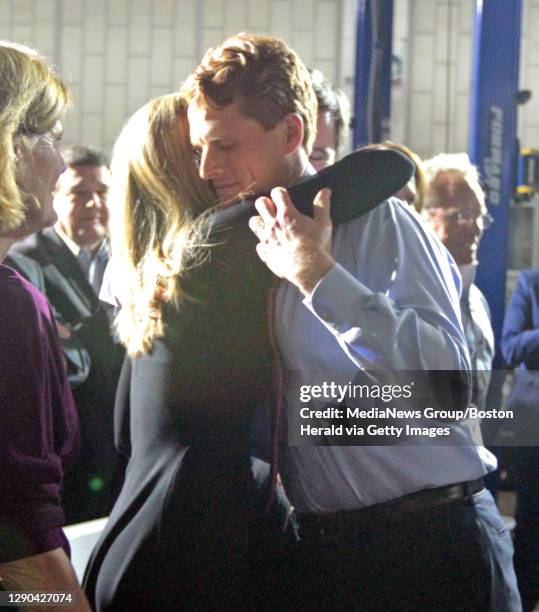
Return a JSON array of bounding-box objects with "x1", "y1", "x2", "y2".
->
[
  {"x1": 458, "y1": 262, "x2": 478, "y2": 296},
  {"x1": 54, "y1": 224, "x2": 107, "y2": 259},
  {"x1": 54, "y1": 224, "x2": 82, "y2": 257},
  {"x1": 297, "y1": 162, "x2": 317, "y2": 181}
]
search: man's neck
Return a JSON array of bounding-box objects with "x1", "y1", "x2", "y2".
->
[
  {"x1": 288, "y1": 150, "x2": 314, "y2": 184},
  {"x1": 54, "y1": 223, "x2": 105, "y2": 257}
]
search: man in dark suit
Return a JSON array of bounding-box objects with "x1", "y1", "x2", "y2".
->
[
  {"x1": 5, "y1": 251, "x2": 91, "y2": 388},
  {"x1": 13, "y1": 146, "x2": 123, "y2": 524}
]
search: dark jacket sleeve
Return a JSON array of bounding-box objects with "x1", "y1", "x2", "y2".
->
[{"x1": 501, "y1": 270, "x2": 539, "y2": 370}]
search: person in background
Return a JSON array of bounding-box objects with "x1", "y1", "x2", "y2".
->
[
  {"x1": 184, "y1": 32, "x2": 521, "y2": 610},
  {"x1": 308, "y1": 68, "x2": 351, "y2": 171},
  {"x1": 308, "y1": 71, "x2": 426, "y2": 212},
  {"x1": 361, "y1": 140, "x2": 426, "y2": 212},
  {"x1": 5, "y1": 251, "x2": 91, "y2": 389},
  {"x1": 502, "y1": 269, "x2": 539, "y2": 612},
  {"x1": 423, "y1": 152, "x2": 507, "y2": 505},
  {"x1": 52, "y1": 146, "x2": 111, "y2": 295},
  {"x1": 308, "y1": 73, "x2": 425, "y2": 214},
  {"x1": 13, "y1": 145, "x2": 124, "y2": 523},
  {"x1": 423, "y1": 153, "x2": 495, "y2": 417},
  {"x1": 385, "y1": 141, "x2": 426, "y2": 212},
  {"x1": 0, "y1": 40, "x2": 89, "y2": 609}
]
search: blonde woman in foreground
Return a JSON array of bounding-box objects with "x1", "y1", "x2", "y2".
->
[
  {"x1": 83, "y1": 93, "x2": 293, "y2": 611},
  {"x1": 0, "y1": 41, "x2": 90, "y2": 611}
]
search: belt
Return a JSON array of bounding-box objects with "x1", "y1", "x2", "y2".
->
[{"x1": 298, "y1": 478, "x2": 485, "y2": 541}]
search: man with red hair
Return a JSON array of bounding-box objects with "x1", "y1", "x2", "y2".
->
[{"x1": 183, "y1": 33, "x2": 520, "y2": 610}]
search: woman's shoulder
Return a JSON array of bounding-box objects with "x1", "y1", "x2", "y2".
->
[{"x1": 0, "y1": 264, "x2": 53, "y2": 328}]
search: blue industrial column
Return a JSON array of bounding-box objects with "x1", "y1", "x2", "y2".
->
[
  {"x1": 353, "y1": 0, "x2": 394, "y2": 148},
  {"x1": 469, "y1": 0, "x2": 522, "y2": 365}
]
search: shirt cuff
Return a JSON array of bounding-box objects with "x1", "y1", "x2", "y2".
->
[{"x1": 302, "y1": 263, "x2": 371, "y2": 335}]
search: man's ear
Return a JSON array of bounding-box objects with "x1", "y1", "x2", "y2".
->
[{"x1": 283, "y1": 113, "x2": 304, "y2": 155}]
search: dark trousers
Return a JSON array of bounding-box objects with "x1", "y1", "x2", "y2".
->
[
  {"x1": 277, "y1": 491, "x2": 521, "y2": 611},
  {"x1": 513, "y1": 446, "x2": 539, "y2": 612}
]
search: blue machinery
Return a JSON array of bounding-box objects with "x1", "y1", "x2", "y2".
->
[
  {"x1": 354, "y1": 0, "x2": 523, "y2": 365},
  {"x1": 470, "y1": 1, "x2": 522, "y2": 367},
  {"x1": 353, "y1": 0, "x2": 393, "y2": 149}
]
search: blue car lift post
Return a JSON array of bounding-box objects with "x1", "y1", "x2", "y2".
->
[
  {"x1": 354, "y1": 0, "x2": 522, "y2": 364},
  {"x1": 353, "y1": 0, "x2": 393, "y2": 148},
  {"x1": 469, "y1": 0, "x2": 522, "y2": 367}
]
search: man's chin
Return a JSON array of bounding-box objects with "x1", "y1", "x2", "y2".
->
[
  {"x1": 454, "y1": 249, "x2": 477, "y2": 267},
  {"x1": 214, "y1": 181, "x2": 263, "y2": 207},
  {"x1": 76, "y1": 229, "x2": 107, "y2": 248},
  {"x1": 216, "y1": 189, "x2": 244, "y2": 207}
]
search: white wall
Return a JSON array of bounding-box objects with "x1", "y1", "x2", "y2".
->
[
  {"x1": 337, "y1": 0, "x2": 475, "y2": 158},
  {"x1": 406, "y1": 0, "x2": 473, "y2": 157},
  {"x1": 1, "y1": 0, "x2": 343, "y2": 151},
  {"x1": 4, "y1": 0, "x2": 538, "y2": 267},
  {"x1": 2, "y1": 0, "x2": 538, "y2": 170},
  {"x1": 519, "y1": 0, "x2": 539, "y2": 145}
]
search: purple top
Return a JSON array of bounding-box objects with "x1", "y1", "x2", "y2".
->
[{"x1": 0, "y1": 264, "x2": 79, "y2": 563}]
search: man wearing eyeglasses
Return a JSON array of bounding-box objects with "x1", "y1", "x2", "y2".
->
[{"x1": 423, "y1": 152, "x2": 495, "y2": 423}]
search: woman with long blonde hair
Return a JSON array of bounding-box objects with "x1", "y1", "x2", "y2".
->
[
  {"x1": 108, "y1": 93, "x2": 215, "y2": 355},
  {"x1": 83, "y1": 93, "x2": 292, "y2": 611}
]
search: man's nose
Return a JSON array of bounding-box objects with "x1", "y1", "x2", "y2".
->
[
  {"x1": 86, "y1": 193, "x2": 104, "y2": 208},
  {"x1": 198, "y1": 147, "x2": 221, "y2": 180}
]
